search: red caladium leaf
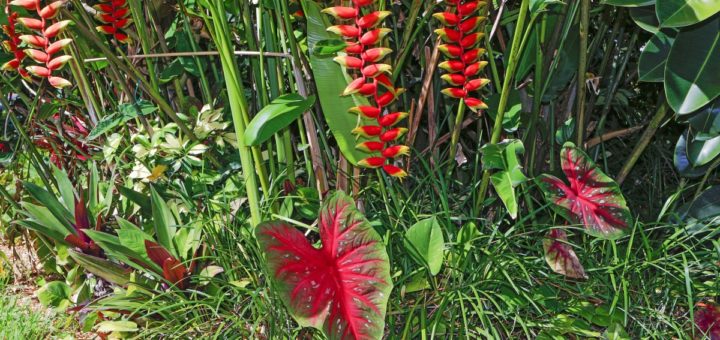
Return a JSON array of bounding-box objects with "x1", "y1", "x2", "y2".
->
[
  {"x1": 256, "y1": 191, "x2": 392, "y2": 340},
  {"x1": 535, "y1": 143, "x2": 633, "y2": 240},
  {"x1": 543, "y1": 229, "x2": 587, "y2": 280},
  {"x1": 695, "y1": 302, "x2": 720, "y2": 339}
]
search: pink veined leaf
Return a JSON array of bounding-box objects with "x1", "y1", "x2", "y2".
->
[
  {"x1": 256, "y1": 191, "x2": 392, "y2": 340},
  {"x1": 695, "y1": 302, "x2": 720, "y2": 339},
  {"x1": 535, "y1": 143, "x2": 633, "y2": 240},
  {"x1": 543, "y1": 229, "x2": 587, "y2": 280}
]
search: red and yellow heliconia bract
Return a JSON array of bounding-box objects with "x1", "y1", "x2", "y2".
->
[
  {"x1": 434, "y1": 0, "x2": 490, "y2": 112},
  {"x1": 5, "y1": 0, "x2": 73, "y2": 89},
  {"x1": 94, "y1": 0, "x2": 133, "y2": 43},
  {"x1": 1, "y1": 11, "x2": 30, "y2": 79},
  {"x1": 322, "y1": 0, "x2": 409, "y2": 179}
]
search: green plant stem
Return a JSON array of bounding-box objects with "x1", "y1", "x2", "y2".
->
[
  {"x1": 447, "y1": 100, "x2": 466, "y2": 171},
  {"x1": 616, "y1": 103, "x2": 668, "y2": 185},
  {"x1": 694, "y1": 157, "x2": 720, "y2": 199},
  {"x1": 476, "y1": 0, "x2": 531, "y2": 214},
  {"x1": 576, "y1": 0, "x2": 589, "y2": 146},
  {"x1": 203, "y1": 1, "x2": 262, "y2": 226}
]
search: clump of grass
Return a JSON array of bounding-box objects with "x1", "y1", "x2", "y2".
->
[{"x1": 0, "y1": 291, "x2": 55, "y2": 339}]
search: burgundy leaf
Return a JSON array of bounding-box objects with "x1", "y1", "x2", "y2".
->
[
  {"x1": 695, "y1": 302, "x2": 720, "y2": 339},
  {"x1": 256, "y1": 191, "x2": 392, "y2": 340},
  {"x1": 162, "y1": 257, "x2": 188, "y2": 289},
  {"x1": 543, "y1": 229, "x2": 587, "y2": 280},
  {"x1": 144, "y1": 240, "x2": 173, "y2": 267},
  {"x1": 536, "y1": 143, "x2": 632, "y2": 239}
]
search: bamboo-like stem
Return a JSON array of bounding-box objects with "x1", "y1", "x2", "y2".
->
[
  {"x1": 476, "y1": 0, "x2": 531, "y2": 213},
  {"x1": 447, "y1": 100, "x2": 466, "y2": 170},
  {"x1": 616, "y1": 103, "x2": 668, "y2": 185},
  {"x1": 203, "y1": 2, "x2": 262, "y2": 226},
  {"x1": 576, "y1": 0, "x2": 590, "y2": 147}
]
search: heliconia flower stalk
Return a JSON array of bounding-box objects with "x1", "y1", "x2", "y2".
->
[
  {"x1": 1, "y1": 9, "x2": 30, "y2": 78},
  {"x1": 7, "y1": 0, "x2": 73, "y2": 89},
  {"x1": 434, "y1": 0, "x2": 490, "y2": 112},
  {"x1": 323, "y1": 0, "x2": 409, "y2": 179},
  {"x1": 94, "y1": 0, "x2": 132, "y2": 43}
]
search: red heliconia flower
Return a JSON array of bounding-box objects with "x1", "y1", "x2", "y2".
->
[
  {"x1": 323, "y1": 1, "x2": 409, "y2": 178},
  {"x1": 1, "y1": 10, "x2": 30, "y2": 78},
  {"x1": 434, "y1": 0, "x2": 490, "y2": 112},
  {"x1": 94, "y1": 0, "x2": 132, "y2": 43},
  {"x1": 8, "y1": 0, "x2": 73, "y2": 89}
]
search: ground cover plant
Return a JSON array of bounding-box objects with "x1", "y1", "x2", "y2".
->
[{"x1": 0, "y1": 0, "x2": 719, "y2": 338}]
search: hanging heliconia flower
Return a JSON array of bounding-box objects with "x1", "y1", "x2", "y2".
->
[
  {"x1": 7, "y1": 0, "x2": 73, "y2": 89},
  {"x1": 434, "y1": 0, "x2": 490, "y2": 112},
  {"x1": 1, "y1": 10, "x2": 30, "y2": 78},
  {"x1": 323, "y1": 0, "x2": 409, "y2": 179},
  {"x1": 94, "y1": 0, "x2": 132, "y2": 43}
]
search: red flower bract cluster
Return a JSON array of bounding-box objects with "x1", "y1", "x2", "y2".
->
[
  {"x1": 94, "y1": 0, "x2": 132, "y2": 43},
  {"x1": 1, "y1": 10, "x2": 30, "y2": 78},
  {"x1": 6, "y1": 0, "x2": 73, "y2": 88},
  {"x1": 33, "y1": 113, "x2": 91, "y2": 169},
  {"x1": 323, "y1": 0, "x2": 409, "y2": 179},
  {"x1": 434, "y1": 0, "x2": 490, "y2": 112}
]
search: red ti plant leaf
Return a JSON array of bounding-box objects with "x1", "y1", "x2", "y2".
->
[
  {"x1": 144, "y1": 240, "x2": 189, "y2": 289},
  {"x1": 256, "y1": 191, "x2": 392, "y2": 340},
  {"x1": 695, "y1": 302, "x2": 720, "y2": 339},
  {"x1": 535, "y1": 143, "x2": 633, "y2": 240},
  {"x1": 543, "y1": 229, "x2": 587, "y2": 280}
]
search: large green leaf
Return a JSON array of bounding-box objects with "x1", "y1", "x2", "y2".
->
[
  {"x1": 687, "y1": 133, "x2": 720, "y2": 166},
  {"x1": 244, "y1": 94, "x2": 316, "y2": 146},
  {"x1": 37, "y1": 281, "x2": 71, "y2": 309},
  {"x1": 601, "y1": 0, "x2": 654, "y2": 7},
  {"x1": 481, "y1": 140, "x2": 528, "y2": 219},
  {"x1": 68, "y1": 250, "x2": 131, "y2": 286},
  {"x1": 403, "y1": 217, "x2": 445, "y2": 276},
  {"x1": 674, "y1": 131, "x2": 711, "y2": 177},
  {"x1": 683, "y1": 186, "x2": 720, "y2": 220},
  {"x1": 302, "y1": 0, "x2": 377, "y2": 165},
  {"x1": 638, "y1": 31, "x2": 674, "y2": 82},
  {"x1": 665, "y1": 16, "x2": 720, "y2": 114},
  {"x1": 18, "y1": 203, "x2": 73, "y2": 241},
  {"x1": 688, "y1": 98, "x2": 720, "y2": 135},
  {"x1": 23, "y1": 182, "x2": 74, "y2": 232},
  {"x1": 656, "y1": 0, "x2": 720, "y2": 28},
  {"x1": 630, "y1": 6, "x2": 660, "y2": 33},
  {"x1": 150, "y1": 187, "x2": 177, "y2": 257}
]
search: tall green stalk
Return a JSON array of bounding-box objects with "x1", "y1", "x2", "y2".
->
[
  {"x1": 476, "y1": 0, "x2": 531, "y2": 214},
  {"x1": 576, "y1": 0, "x2": 590, "y2": 146},
  {"x1": 201, "y1": 1, "x2": 262, "y2": 226}
]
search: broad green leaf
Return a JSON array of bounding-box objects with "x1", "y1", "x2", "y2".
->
[
  {"x1": 116, "y1": 218, "x2": 154, "y2": 263},
  {"x1": 656, "y1": 0, "x2": 720, "y2": 28},
  {"x1": 150, "y1": 186, "x2": 177, "y2": 257},
  {"x1": 244, "y1": 94, "x2": 316, "y2": 146},
  {"x1": 555, "y1": 118, "x2": 575, "y2": 145},
  {"x1": 665, "y1": 16, "x2": 720, "y2": 114},
  {"x1": 313, "y1": 39, "x2": 347, "y2": 56},
  {"x1": 83, "y1": 229, "x2": 159, "y2": 273},
  {"x1": 630, "y1": 6, "x2": 660, "y2": 33},
  {"x1": 601, "y1": 0, "x2": 654, "y2": 7},
  {"x1": 52, "y1": 165, "x2": 75, "y2": 216},
  {"x1": 687, "y1": 133, "x2": 720, "y2": 166},
  {"x1": 482, "y1": 140, "x2": 528, "y2": 219},
  {"x1": 303, "y1": 0, "x2": 377, "y2": 165},
  {"x1": 68, "y1": 250, "x2": 130, "y2": 286},
  {"x1": 23, "y1": 182, "x2": 74, "y2": 231},
  {"x1": 486, "y1": 91, "x2": 523, "y2": 132},
  {"x1": 638, "y1": 31, "x2": 674, "y2": 82},
  {"x1": 674, "y1": 131, "x2": 711, "y2": 177},
  {"x1": 684, "y1": 186, "x2": 720, "y2": 221},
  {"x1": 37, "y1": 281, "x2": 71, "y2": 309},
  {"x1": 404, "y1": 216, "x2": 444, "y2": 275},
  {"x1": 256, "y1": 191, "x2": 392, "y2": 339},
  {"x1": 688, "y1": 99, "x2": 720, "y2": 135},
  {"x1": 95, "y1": 321, "x2": 139, "y2": 333},
  {"x1": 88, "y1": 100, "x2": 158, "y2": 140}
]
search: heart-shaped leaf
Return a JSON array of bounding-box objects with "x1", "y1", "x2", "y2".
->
[
  {"x1": 256, "y1": 191, "x2": 392, "y2": 339},
  {"x1": 535, "y1": 143, "x2": 632, "y2": 240},
  {"x1": 403, "y1": 217, "x2": 444, "y2": 276},
  {"x1": 694, "y1": 302, "x2": 720, "y2": 339},
  {"x1": 543, "y1": 229, "x2": 587, "y2": 279}
]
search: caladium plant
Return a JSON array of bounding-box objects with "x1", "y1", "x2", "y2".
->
[
  {"x1": 536, "y1": 142, "x2": 633, "y2": 240},
  {"x1": 543, "y1": 229, "x2": 587, "y2": 280},
  {"x1": 695, "y1": 302, "x2": 720, "y2": 339},
  {"x1": 256, "y1": 191, "x2": 392, "y2": 340}
]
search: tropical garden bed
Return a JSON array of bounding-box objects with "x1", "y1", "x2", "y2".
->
[{"x1": 0, "y1": 0, "x2": 719, "y2": 338}]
